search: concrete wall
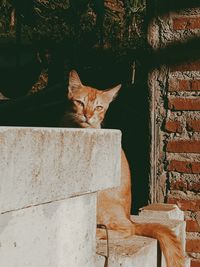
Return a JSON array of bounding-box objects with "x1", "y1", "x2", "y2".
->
[{"x1": 0, "y1": 127, "x2": 121, "y2": 267}]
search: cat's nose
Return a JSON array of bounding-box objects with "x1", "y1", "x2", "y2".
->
[{"x1": 85, "y1": 113, "x2": 92, "y2": 120}]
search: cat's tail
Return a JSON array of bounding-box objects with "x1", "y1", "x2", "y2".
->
[{"x1": 133, "y1": 223, "x2": 185, "y2": 267}]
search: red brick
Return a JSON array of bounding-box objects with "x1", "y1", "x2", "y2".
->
[
  {"x1": 171, "y1": 60, "x2": 200, "y2": 72},
  {"x1": 188, "y1": 181, "x2": 200, "y2": 192},
  {"x1": 169, "y1": 80, "x2": 200, "y2": 92},
  {"x1": 173, "y1": 17, "x2": 200, "y2": 30},
  {"x1": 191, "y1": 259, "x2": 200, "y2": 267},
  {"x1": 168, "y1": 98, "x2": 200, "y2": 111},
  {"x1": 168, "y1": 197, "x2": 200, "y2": 211},
  {"x1": 186, "y1": 219, "x2": 200, "y2": 232},
  {"x1": 187, "y1": 120, "x2": 200, "y2": 132},
  {"x1": 186, "y1": 238, "x2": 200, "y2": 253},
  {"x1": 166, "y1": 140, "x2": 200, "y2": 153},
  {"x1": 192, "y1": 80, "x2": 200, "y2": 90},
  {"x1": 178, "y1": 80, "x2": 190, "y2": 91},
  {"x1": 168, "y1": 160, "x2": 200, "y2": 174},
  {"x1": 165, "y1": 121, "x2": 182, "y2": 133},
  {"x1": 169, "y1": 80, "x2": 189, "y2": 91},
  {"x1": 170, "y1": 179, "x2": 188, "y2": 191},
  {"x1": 170, "y1": 179, "x2": 200, "y2": 192}
]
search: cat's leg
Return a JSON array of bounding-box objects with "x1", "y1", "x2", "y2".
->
[{"x1": 97, "y1": 217, "x2": 134, "y2": 240}]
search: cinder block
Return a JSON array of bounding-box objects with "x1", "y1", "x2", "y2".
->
[
  {"x1": 0, "y1": 194, "x2": 96, "y2": 267},
  {"x1": 139, "y1": 203, "x2": 184, "y2": 221},
  {"x1": 96, "y1": 236, "x2": 157, "y2": 267},
  {"x1": 131, "y1": 215, "x2": 187, "y2": 267},
  {"x1": 0, "y1": 127, "x2": 121, "y2": 213}
]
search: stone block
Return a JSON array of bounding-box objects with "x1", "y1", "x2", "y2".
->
[
  {"x1": 96, "y1": 235, "x2": 157, "y2": 267},
  {"x1": 131, "y1": 215, "x2": 187, "y2": 267},
  {"x1": 185, "y1": 257, "x2": 191, "y2": 267},
  {"x1": 139, "y1": 203, "x2": 184, "y2": 221},
  {"x1": 0, "y1": 194, "x2": 96, "y2": 267},
  {"x1": 0, "y1": 127, "x2": 121, "y2": 213}
]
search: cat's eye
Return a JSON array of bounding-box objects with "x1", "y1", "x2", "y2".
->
[
  {"x1": 73, "y1": 100, "x2": 84, "y2": 107},
  {"x1": 95, "y1": 105, "x2": 104, "y2": 111}
]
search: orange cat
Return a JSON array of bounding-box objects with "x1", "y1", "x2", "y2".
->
[{"x1": 63, "y1": 70, "x2": 185, "y2": 267}]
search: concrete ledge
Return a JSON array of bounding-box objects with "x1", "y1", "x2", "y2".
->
[
  {"x1": 0, "y1": 127, "x2": 121, "y2": 213},
  {"x1": 0, "y1": 194, "x2": 97, "y2": 267},
  {"x1": 96, "y1": 236, "x2": 157, "y2": 267}
]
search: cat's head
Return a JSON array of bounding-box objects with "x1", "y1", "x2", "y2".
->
[{"x1": 67, "y1": 70, "x2": 121, "y2": 128}]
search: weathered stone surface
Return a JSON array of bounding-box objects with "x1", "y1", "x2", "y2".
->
[
  {"x1": 0, "y1": 127, "x2": 121, "y2": 213},
  {"x1": 131, "y1": 215, "x2": 186, "y2": 267},
  {"x1": 0, "y1": 194, "x2": 96, "y2": 267},
  {"x1": 96, "y1": 235, "x2": 157, "y2": 267},
  {"x1": 139, "y1": 203, "x2": 184, "y2": 220},
  {"x1": 185, "y1": 257, "x2": 191, "y2": 267},
  {"x1": 132, "y1": 215, "x2": 186, "y2": 249},
  {"x1": 138, "y1": 204, "x2": 191, "y2": 266}
]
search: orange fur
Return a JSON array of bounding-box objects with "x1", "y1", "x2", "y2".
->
[{"x1": 65, "y1": 70, "x2": 185, "y2": 267}]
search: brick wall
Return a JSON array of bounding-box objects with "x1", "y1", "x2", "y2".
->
[
  {"x1": 148, "y1": 4, "x2": 200, "y2": 266},
  {"x1": 167, "y1": 60, "x2": 200, "y2": 265}
]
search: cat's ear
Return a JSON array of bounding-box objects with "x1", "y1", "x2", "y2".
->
[
  {"x1": 68, "y1": 70, "x2": 82, "y2": 97},
  {"x1": 103, "y1": 84, "x2": 121, "y2": 103}
]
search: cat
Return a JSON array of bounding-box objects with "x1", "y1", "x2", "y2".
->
[{"x1": 62, "y1": 70, "x2": 185, "y2": 267}]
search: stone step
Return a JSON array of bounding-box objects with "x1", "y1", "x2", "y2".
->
[
  {"x1": 96, "y1": 235, "x2": 157, "y2": 267},
  {"x1": 0, "y1": 127, "x2": 121, "y2": 267},
  {"x1": 0, "y1": 194, "x2": 96, "y2": 267},
  {"x1": 95, "y1": 204, "x2": 190, "y2": 267}
]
